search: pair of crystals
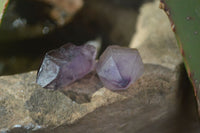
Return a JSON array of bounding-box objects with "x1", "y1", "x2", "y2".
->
[{"x1": 36, "y1": 43, "x2": 144, "y2": 90}]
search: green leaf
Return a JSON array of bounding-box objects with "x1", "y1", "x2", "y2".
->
[
  {"x1": 160, "y1": 0, "x2": 200, "y2": 114},
  {"x1": 0, "y1": 0, "x2": 9, "y2": 23}
]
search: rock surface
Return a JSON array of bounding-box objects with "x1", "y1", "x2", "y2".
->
[
  {"x1": 0, "y1": 1, "x2": 199, "y2": 133},
  {"x1": 35, "y1": 64, "x2": 200, "y2": 133},
  {"x1": 129, "y1": 0, "x2": 182, "y2": 70},
  {"x1": 0, "y1": 63, "x2": 187, "y2": 132},
  {"x1": 0, "y1": 71, "x2": 125, "y2": 132}
]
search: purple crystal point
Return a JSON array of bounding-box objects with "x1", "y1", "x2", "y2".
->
[
  {"x1": 36, "y1": 43, "x2": 97, "y2": 89},
  {"x1": 96, "y1": 45, "x2": 144, "y2": 90}
]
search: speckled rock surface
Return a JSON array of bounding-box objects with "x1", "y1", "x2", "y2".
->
[
  {"x1": 0, "y1": 63, "x2": 184, "y2": 133},
  {"x1": 0, "y1": 71, "x2": 125, "y2": 132},
  {"x1": 34, "y1": 64, "x2": 200, "y2": 133},
  {"x1": 129, "y1": 0, "x2": 182, "y2": 70}
]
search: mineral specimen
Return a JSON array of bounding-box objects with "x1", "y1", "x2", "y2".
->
[
  {"x1": 36, "y1": 43, "x2": 97, "y2": 89},
  {"x1": 96, "y1": 45, "x2": 144, "y2": 90}
]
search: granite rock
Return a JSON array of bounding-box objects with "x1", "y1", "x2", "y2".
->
[
  {"x1": 0, "y1": 71, "x2": 125, "y2": 132},
  {"x1": 34, "y1": 63, "x2": 194, "y2": 133},
  {"x1": 0, "y1": 64, "x2": 182, "y2": 132}
]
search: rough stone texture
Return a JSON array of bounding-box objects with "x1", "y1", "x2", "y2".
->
[
  {"x1": 0, "y1": 71, "x2": 125, "y2": 132},
  {"x1": 129, "y1": 0, "x2": 182, "y2": 70},
  {"x1": 35, "y1": 64, "x2": 200, "y2": 133},
  {"x1": 0, "y1": 63, "x2": 186, "y2": 132}
]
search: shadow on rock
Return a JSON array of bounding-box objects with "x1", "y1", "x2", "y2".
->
[{"x1": 32, "y1": 64, "x2": 200, "y2": 133}]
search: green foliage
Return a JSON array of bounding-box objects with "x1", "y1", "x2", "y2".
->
[
  {"x1": 160, "y1": 0, "x2": 200, "y2": 110},
  {"x1": 0, "y1": 0, "x2": 9, "y2": 24}
]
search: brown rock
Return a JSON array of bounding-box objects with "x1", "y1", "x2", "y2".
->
[
  {"x1": 35, "y1": 65, "x2": 200, "y2": 133},
  {"x1": 0, "y1": 71, "x2": 125, "y2": 132},
  {"x1": 129, "y1": 0, "x2": 182, "y2": 70},
  {"x1": 1, "y1": 64, "x2": 194, "y2": 133}
]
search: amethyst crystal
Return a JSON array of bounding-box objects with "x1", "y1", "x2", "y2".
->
[
  {"x1": 36, "y1": 43, "x2": 97, "y2": 89},
  {"x1": 96, "y1": 45, "x2": 144, "y2": 90}
]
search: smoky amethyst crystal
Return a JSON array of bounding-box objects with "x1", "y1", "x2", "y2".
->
[
  {"x1": 96, "y1": 45, "x2": 144, "y2": 90},
  {"x1": 36, "y1": 43, "x2": 97, "y2": 89}
]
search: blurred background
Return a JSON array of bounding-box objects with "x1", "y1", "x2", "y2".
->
[{"x1": 0, "y1": 0, "x2": 180, "y2": 76}]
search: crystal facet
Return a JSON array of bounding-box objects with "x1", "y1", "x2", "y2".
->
[
  {"x1": 96, "y1": 45, "x2": 144, "y2": 90},
  {"x1": 36, "y1": 43, "x2": 97, "y2": 89}
]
